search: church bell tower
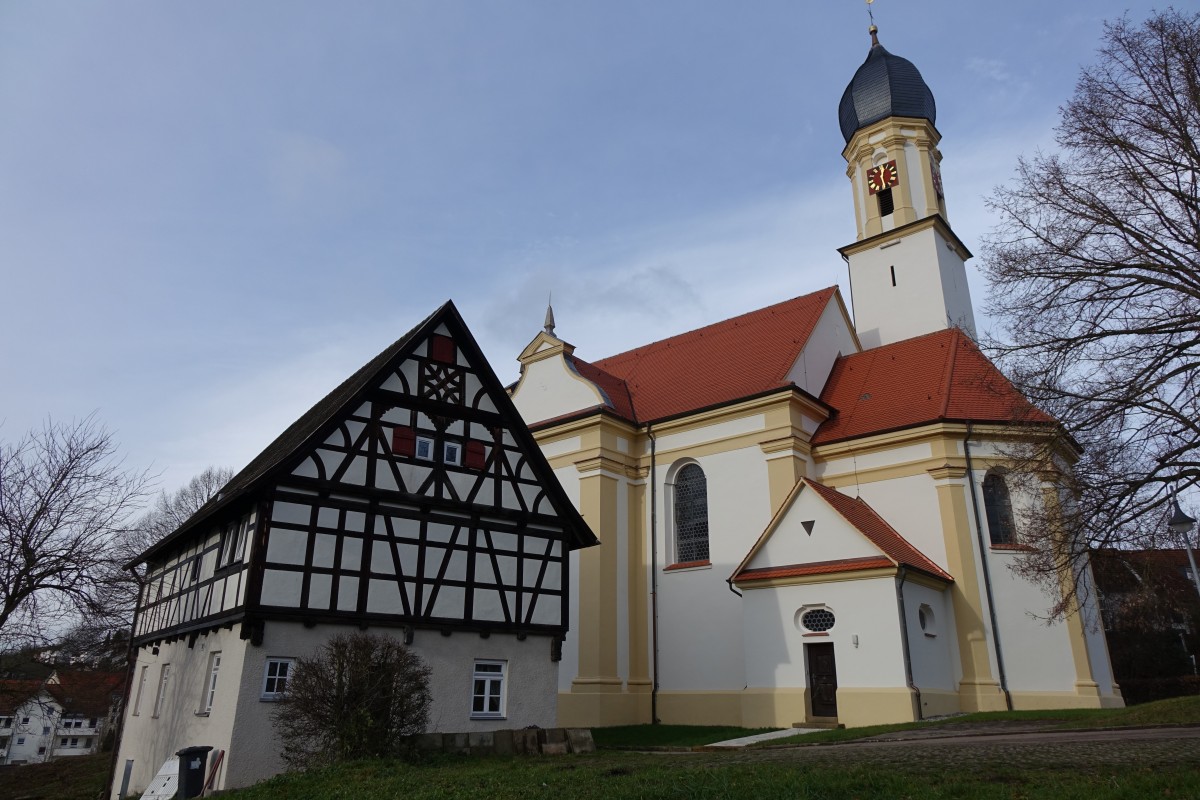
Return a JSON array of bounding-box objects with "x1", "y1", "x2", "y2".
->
[{"x1": 838, "y1": 25, "x2": 976, "y2": 349}]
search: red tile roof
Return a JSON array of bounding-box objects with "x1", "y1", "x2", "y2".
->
[
  {"x1": 812, "y1": 328, "x2": 1053, "y2": 445},
  {"x1": 46, "y1": 671, "x2": 126, "y2": 717},
  {"x1": 737, "y1": 556, "x2": 895, "y2": 581},
  {"x1": 0, "y1": 680, "x2": 42, "y2": 714},
  {"x1": 569, "y1": 288, "x2": 838, "y2": 424},
  {"x1": 802, "y1": 479, "x2": 954, "y2": 582}
]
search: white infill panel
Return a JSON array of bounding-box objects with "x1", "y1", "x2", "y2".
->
[{"x1": 141, "y1": 757, "x2": 179, "y2": 800}]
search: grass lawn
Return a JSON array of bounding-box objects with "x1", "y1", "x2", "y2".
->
[
  {"x1": 220, "y1": 752, "x2": 1200, "y2": 800},
  {"x1": 0, "y1": 752, "x2": 111, "y2": 800}
]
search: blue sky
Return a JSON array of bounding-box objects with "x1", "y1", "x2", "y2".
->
[{"x1": 0, "y1": 1, "x2": 1164, "y2": 492}]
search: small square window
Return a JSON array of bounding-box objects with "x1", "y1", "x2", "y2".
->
[
  {"x1": 17, "y1": 737, "x2": 25, "y2": 746},
  {"x1": 42, "y1": 726, "x2": 49, "y2": 735},
  {"x1": 444, "y1": 442, "x2": 461, "y2": 466},
  {"x1": 470, "y1": 660, "x2": 507, "y2": 720},
  {"x1": 415, "y1": 436, "x2": 434, "y2": 461},
  {"x1": 70, "y1": 737, "x2": 79, "y2": 747},
  {"x1": 37, "y1": 746, "x2": 45, "y2": 755},
  {"x1": 21, "y1": 717, "x2": 29, "y2": 725},
  {"x1": 261, "y1": 658, "x2": 295, "y2": 700},
  {"x1": 59, "y1": 738, "x2": 68, "y2": 747}
]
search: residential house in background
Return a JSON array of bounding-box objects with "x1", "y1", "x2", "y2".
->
[{"x1": 0, "y1": 671, "x2": 124, "y2": 765}]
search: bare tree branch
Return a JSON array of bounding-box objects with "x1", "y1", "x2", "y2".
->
[
  {"x1": 0, "y1": 416, "x2": 152, "y2": 650},
  {"x1": 981, "y1": 10, "x2": 1200, "y2": 604}
]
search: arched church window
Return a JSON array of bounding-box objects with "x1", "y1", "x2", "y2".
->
[
  {"x1": 673, "y1": 464, "x2": 709, "y2": 563},
  {"x1": 982, "y1": 472, "x2": 1016, "y2": 546}
]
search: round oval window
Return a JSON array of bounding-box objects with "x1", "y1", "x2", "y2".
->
[{"x1": 801, "y1": 608, "x2": 835, "y2": 632}]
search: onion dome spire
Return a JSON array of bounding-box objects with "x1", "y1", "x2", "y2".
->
[{"x1": 838, "y1": 25, "x2": 937, "y2": 143}]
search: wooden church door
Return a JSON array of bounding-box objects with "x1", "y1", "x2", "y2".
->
[{"x1": 806, "y1": 643, "x2": 839, "y2": 718}]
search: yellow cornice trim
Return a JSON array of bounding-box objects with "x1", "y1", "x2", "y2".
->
[{"x1": 838, "y1": 214, "x2": 971, "y2": 261}]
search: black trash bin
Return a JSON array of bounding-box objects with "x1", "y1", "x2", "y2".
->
[{"x1": 176, "y1": 745, "x2": 214, "y2": 799}]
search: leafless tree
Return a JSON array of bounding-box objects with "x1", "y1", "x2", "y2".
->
[
  {"x1": 981, "y1": 9, "x2": 1200, "y2": 604},
  {"x1": 0, "y1": 416, "x2": 152, "y2": 651},
  {"x1": 273, "y1": 632, "x2": 432, "y2": 768}
]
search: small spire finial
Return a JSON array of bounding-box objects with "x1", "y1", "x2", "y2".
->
[
  {"x1": 544, "y1": 293, "x2": 556, "y2": 336},
  {"x1": 866, "y1": 0, "x2": 879, "y2": 46}
]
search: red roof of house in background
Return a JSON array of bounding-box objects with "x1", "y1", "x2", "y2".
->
[
  {"x1": 569, "y1": 287, "x2": 838, "y2": 424},
  {"x1": 812, "y1": 328, "x2": 1053, "y2": 445},
  {"x1": 0, "y1": 680, "x2": 43, "y2": 714},
  {"x1": 46, "y1": 671, "x2": 126, "y2": 717}
]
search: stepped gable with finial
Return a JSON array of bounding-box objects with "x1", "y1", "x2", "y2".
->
[{"x1": 838, "y1": 26, "x2": 937, "y2": 142}]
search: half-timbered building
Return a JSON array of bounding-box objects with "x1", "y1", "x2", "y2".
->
[{"x1": 112, "y1": 302, "x2": 597, "y2": 797}]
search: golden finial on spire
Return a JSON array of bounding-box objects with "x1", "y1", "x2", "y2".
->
[{"x1": 867, "y1": 0, "x2": 880, "y2": 47}]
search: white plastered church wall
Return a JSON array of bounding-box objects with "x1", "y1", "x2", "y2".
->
[
  {"x1": 654, "y1": 443, "x2": 773, "y2": 691},
  {"x1": 510, "y1": 351, "x2": 606, "y2": 425},
  {"x1": 847, "y1": 226, "x2": 974, "y2": 349},
  {"x1": 902, "y1": 581, "x2": 957, "y2": 694},
  {"x1": 783, "y1": 300, "x2": 860, "y2": 396},
  {"x1": 741, "y1": 579, "x2": 909, "y2": 695}
]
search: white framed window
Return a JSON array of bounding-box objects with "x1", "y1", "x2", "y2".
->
[
  {"x1": 470, "y1": 660, "x2": 507, "y2": 719},
  {"x1": 59, "y1": 737, "x2": 68, "y2": 747},
  {"x1": 200, "y1": 652, "x2": 222, "y2": 714},
  {"x1": 20, "y1": 717, "x2": 29, "y2": 725},
  {"x1": 132, "y1": 665, "x2": 148, "y2": 715},
  {"x1": 415, "y1": 436, "x2": 435, "y2": 461},
  {"x1": 261, "y1": 658, "x2": 295, "y2": 700},
  {"x1": 16, "y1": 737, "x2": 24, "y2": 746},
  {"x1": 444, "y1": 441, "x2": 462, "y2": 465},
  {"x1": 69, "y1": 737, "x2": 79, "y2": 748},
  {"x1": 152, "y1": 664, "x2": 171, "y2": 718}
]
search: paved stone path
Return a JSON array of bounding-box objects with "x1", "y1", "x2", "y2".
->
[{"x1": 669, "y1": 726, "x2": 1200, "y2": 770}]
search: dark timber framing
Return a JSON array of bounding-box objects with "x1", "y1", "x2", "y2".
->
[{"x1": 130, "y1": 301, "x2": 597, "y2": 650}]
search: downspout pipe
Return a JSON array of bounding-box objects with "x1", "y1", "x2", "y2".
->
[
  {"x1": 648, "y1": 425, "x2": 661, "y2": 725},
  {"x1": 963, "y1": 423, "x2": 1013, "y2": 710},
  {"x1": 894, "y1": 566, "x2": 922, "y2": 720}
]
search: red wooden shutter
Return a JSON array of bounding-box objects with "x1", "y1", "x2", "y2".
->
[
  {"x1": 392, "y1": 427, "x2": 416, "y2": 456},
  {"x1": 465, "y1": 440, "x2": 486, "y2": 470},
  {"x1": 429, "y1": 334, "x2": 456, "y2": 364}
]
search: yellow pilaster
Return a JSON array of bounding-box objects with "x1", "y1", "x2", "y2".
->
[
  {"x1": 929, "y1": 465, "x2": 1007, "y2": 711},
  {"x1": 626, "y1": 478, "x2": 652, "y2": 699},
  {"x1": 575, "y1": 467, "x2": 620, "y2": 688}
]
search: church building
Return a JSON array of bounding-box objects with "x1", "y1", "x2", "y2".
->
[{"x1": 510, "y1": 27, "x2": 1122, "y2": 729}]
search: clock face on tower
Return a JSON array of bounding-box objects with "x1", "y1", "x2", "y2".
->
[{"x1": 866, "y1": 160, "x2": 899, "y2": 195}]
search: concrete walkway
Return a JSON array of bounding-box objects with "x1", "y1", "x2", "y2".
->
[{"x1": 706, "y1": 728, "x2": 823, "y2": 748}]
